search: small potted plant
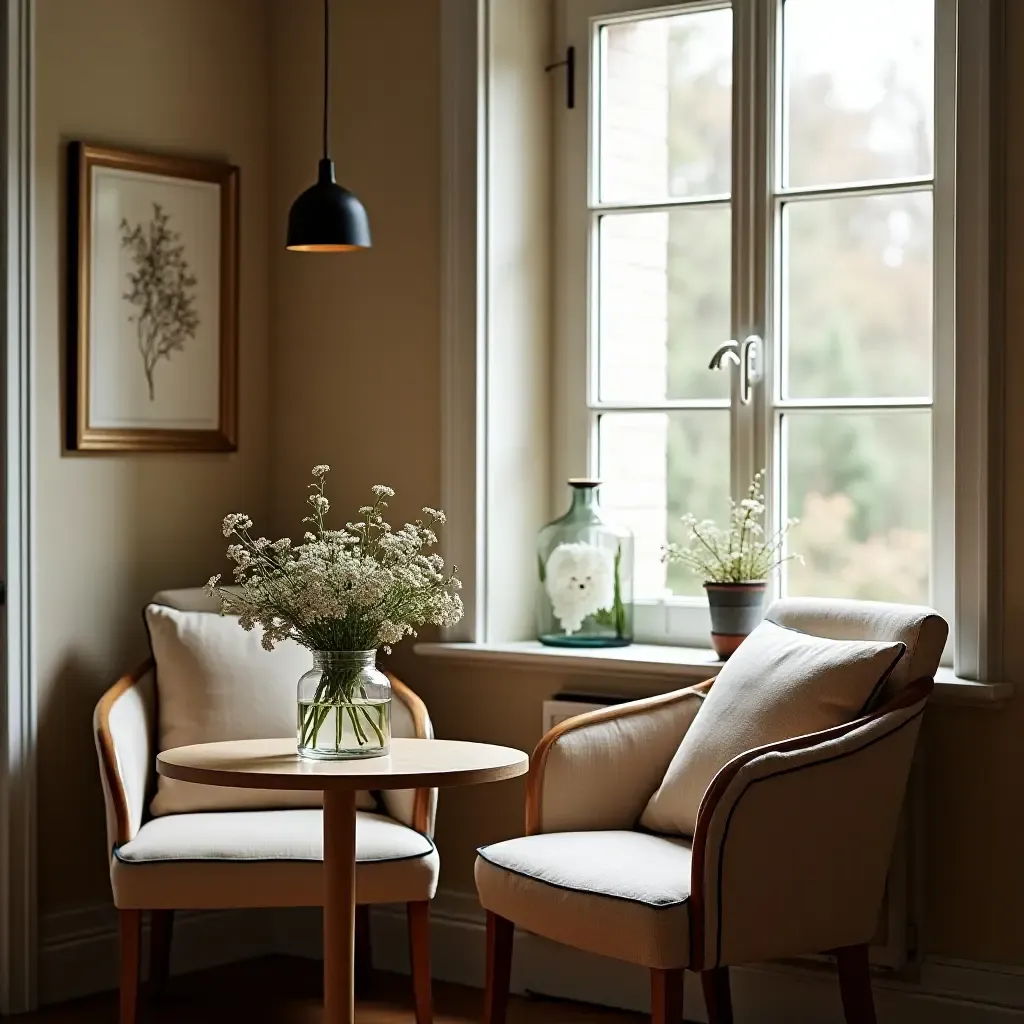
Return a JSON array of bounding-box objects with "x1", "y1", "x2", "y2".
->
[{"x1": 664, "y1": 472, "x2": 799, "y2": 659}]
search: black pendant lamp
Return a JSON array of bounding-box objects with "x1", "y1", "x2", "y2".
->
[{"x1": 286, "y1": 0, "x2": 371, "y2": 252}]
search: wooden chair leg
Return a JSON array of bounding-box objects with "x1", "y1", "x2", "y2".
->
[
  {"x1": 355, "y1": 904, "x2": 373, "y2": 996},
  {"x1": 650, "y1": 968, "x2": 684, "y2": 1024},
  {"x1": 119, "y1": 909, "x2": 142, "y2": 1024},
  {"x1": 148, "y1": 909, "x2": 174, "y2": 993},
  {"x1": 483, "y1": 911, "x2": 515, "y2": 1024},
  {"x1": 407, "y1": 901, "x2": 433, "y2": 1024},
  {"x1": 701, "y1": 966, "x2": 733, "y2": 1024},
  {"x1": 836, "y1": 944, "x2": 877, "y2": 1024}
]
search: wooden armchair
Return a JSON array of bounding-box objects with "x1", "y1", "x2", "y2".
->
[
  {"x1": 476, "y1": 598, "x2": 946, "y2": 1024},
  {"x1": 93, "y1": 588, "x2": 438, "y2": 1024}
]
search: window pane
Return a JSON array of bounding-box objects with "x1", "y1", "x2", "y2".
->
[
  {"x1": 783, "y1": 192, "x2": 932, "y2": 399},
  {"x1": 783, "y1": 0, "x2": 934, "y2": 188},
  {"x1": 783, "y1": 411, "x2": 930, "y2": 603},
  {"x1": 599, "y1": 8, "x2": 731, "y2": 204},
  {"x1": 599, "y1": 411, "x2": 730, "y2": 600},
  {"x1": 599, "y1": 208, "x2": 731, "y2": 402}
]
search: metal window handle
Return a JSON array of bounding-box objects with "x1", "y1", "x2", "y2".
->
[
  {"x1": 708, "y1": 335, "x2": 762, "y2": 405},
  {"x1": 708, "y1": 340, "x2": 740, "y2": 370},
  {"x1": 740, "y1": 334, "x2": 762, "y2": 405}
]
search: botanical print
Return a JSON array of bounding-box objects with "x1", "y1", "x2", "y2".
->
[
  {"x1": 86, "y1": 166, "x2": 221, "y2": 433},
  {"x1": 120, "y1": 202, "x2": 199, "y2": 401},
  {"x1": 69, "y1": 142, "x2": 238, "y2": 451},
  {"x1": 545, "y1": 542, "x2": 615, "y2": 634}
]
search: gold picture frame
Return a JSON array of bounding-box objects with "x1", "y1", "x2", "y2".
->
[{"x1": 67, "y1": 142, "x2": 239, "y2": 452}]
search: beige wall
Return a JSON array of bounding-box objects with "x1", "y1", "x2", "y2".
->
[
  {"x1": 269, "y1": 0, "x2": 442, "y2": 536},
  {"x1": 34, "y1": 0, "x2": 272, "y2": 914}
]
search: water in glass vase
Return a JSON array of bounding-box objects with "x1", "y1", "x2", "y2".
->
[
  {"x1": 296, "y1": 650, "x2": 393, "y2": 760},
  {"x1": 297, "y1": 697, "x2": 391, "y2": 760}
]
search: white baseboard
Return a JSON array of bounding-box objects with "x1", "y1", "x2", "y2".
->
[
  {"x1": 368, "y1": 891, "x2": 1024, "y2": 1024},
  {"x1": 38, "y1": 904, "x2": 319, "y2": 1006},
  {"x1": 40, "y1": 890, "x2": 1024, "y2": 1023},
  {"x1": 921, "y1": 957, "x2": 1024, "y2": 1011}
]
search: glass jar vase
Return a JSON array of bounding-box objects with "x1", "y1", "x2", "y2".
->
[
  {"x1": 296, "y1": 650, "x2": 391, "y2": 760},
  {"x1": 537, "y1": 479, "x2": 634, "y2": 647}
]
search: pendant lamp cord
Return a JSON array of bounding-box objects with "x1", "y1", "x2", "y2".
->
[{"x1": 322, "y1": 0, "x2": 330, "y2": 160}]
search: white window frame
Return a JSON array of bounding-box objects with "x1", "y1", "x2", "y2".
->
[
  {"x1": 551, "y1": 0, "x2": 994, "y2": 674},
  {"x1": 439, "y1": 0, "x2": 1002, "y2": 683}
]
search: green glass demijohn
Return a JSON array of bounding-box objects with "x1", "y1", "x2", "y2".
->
[{"x1": 536, "y1": 479, "x2": 634, "y2": 647}]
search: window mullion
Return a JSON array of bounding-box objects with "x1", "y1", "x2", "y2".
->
[
  {"x1": 729, "y1": 0, "x2": 754, "y2": 499},
  {"x1": 730, "y1": 0, "x2": 775, "y2": 510}
]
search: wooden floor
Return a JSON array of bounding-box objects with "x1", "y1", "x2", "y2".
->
[{"x1": 24, "y1": 956, "x2": 654, "y2": 1023}]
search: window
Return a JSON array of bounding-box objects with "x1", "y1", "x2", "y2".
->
[{"x1": 555, "y1": 0, "x2": 955, "y2": 648}]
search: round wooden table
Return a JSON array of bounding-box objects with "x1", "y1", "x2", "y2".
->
[{"x1": 157, "y1": 736, "x2": 528, "y2": 1024}]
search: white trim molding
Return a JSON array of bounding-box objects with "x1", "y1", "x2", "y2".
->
[
  {"x1": 439, "y1": 0, "x2": 554, "y2": 644},
  {"x1": 369, "y1": 889, "x2": 1024, "y2": 1024},
  {"x1": 39, "y1": 893, "x2": 1024, "y2": 1021},
  {"x1": 414, "y1": 640, "x2": 1014, "y2": 706},
  {"x1": 953, "y1": 0, "x2": 1004, "y2": 682},
  {"x1": 440, "y1": 0, "x2": 486, "y2": 642},
  {"x1": 39, "y1": 905, "x2": 320, "y2": 1006},
  {"x1": 0, "y1": 0, "x2": 36, "y2": 1013}
]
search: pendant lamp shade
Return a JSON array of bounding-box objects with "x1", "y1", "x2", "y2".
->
[
  {"x1": 287, "y1": 158, "x2": 370, "y2": 251},
  {"x1": 286, "y1": 0, "x2": 370, "y2": 252}
]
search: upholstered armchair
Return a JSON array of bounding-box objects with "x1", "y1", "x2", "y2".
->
[
  {"x1": 94, "y1": 588, "x2": 439, "y2": 1024},
  {"x1": 476, "y1": 599, "x2": 947, "y2": 1024}
]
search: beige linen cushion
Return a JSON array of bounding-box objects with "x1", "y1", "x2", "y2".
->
[
  {"x1": 765, "y1": 597, "x2": 947, "y2": 702},
  {"x1": 147, "y1": 604, "x2": 379, "y2": 816},
  {"x1": 640, "y1": 619, "x2": 905, "y2": 837}
]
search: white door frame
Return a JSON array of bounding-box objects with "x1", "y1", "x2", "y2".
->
[{"x1": 0, "y1": 0, "x2": 36, "y2": 1013}]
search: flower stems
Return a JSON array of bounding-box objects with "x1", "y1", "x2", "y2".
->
[
  {"x1": 300, "y1": 698, "x2": 389, "y2": 753},
  {"x1": 298, "y1": 663, "x2": 389, "y2": 754}
]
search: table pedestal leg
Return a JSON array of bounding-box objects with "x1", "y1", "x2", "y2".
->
[{"x1": 323, "y1": 789, "x2": 358, "y2": 1024}]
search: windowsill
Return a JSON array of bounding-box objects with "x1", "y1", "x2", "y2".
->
[{"x1": 414, "y1": 640, "x2": 1013, "y2": 707}]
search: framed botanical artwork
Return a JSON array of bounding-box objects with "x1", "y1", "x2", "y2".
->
[{"x1": 66, "y1": 142, "x2": 239, "y2": 451}]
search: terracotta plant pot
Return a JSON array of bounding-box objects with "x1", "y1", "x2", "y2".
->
[{"x1": 704, "y1": 581, "x2": 767, "y2": 659}]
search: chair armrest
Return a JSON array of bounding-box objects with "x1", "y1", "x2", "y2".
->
[
  {"x1": 525, "y1": 682, "x2": 712, "y2": 835},
  {"x1": 689, "y1": 678, "x2": 933, "y2": 970},
  {"x1": 381, "y1": 673, "x2": 437, "y2": 836},
  {"x1": 93, "y1": 659, "x2": 157, "y2": 851}
]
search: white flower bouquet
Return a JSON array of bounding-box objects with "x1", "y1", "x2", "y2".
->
[
  {"x1": 207, "y1": 466, "x2": 462, "y2": 757},
  {"x1": 663, "y1": 472, "x2": 798, "y2": 583}
]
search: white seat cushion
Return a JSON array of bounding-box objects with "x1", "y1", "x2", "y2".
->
[
  {"x1": 475, "y1": 831, "x2": 691, "y2": 969},
  {"x1": 111, "y1": 810, "x2": 437, "y2": 909},
  {"x1": 640, "y1": 619, "x2": 906, "y2": 837}
]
